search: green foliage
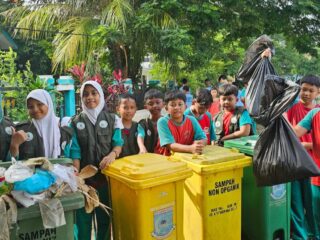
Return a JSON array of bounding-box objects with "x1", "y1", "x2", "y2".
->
[
  {"x1": 1, "y1": 0, "x2": 319, "y2": 89},
  {"x1": 0, "y1": 48, "x2": 46, "y2": 121}
]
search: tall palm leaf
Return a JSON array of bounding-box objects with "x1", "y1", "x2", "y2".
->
[{"x1": 52, "y1": 17, "x2": 98, "y2": 71}]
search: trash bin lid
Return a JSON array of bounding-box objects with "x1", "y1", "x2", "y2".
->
[
  {"x1": 169, "y1": 146, "x2": 252, "y2": 174},
  {"x1": 224, "y1": 135, "x2": 258, "y2": 156},
  {"x1": 102, "y1": 153, "x2": 192, "y2": 189}
]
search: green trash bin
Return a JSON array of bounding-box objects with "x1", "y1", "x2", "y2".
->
[
  {"x1": 0, "y1": 158, "x2": 85, "y2": 240},
  {"x1": 10, "y1": 192, "x2": 84, "y2": 240},
  {"x1": 225, "y1": 136, "x2": 291, "y2": 240}
]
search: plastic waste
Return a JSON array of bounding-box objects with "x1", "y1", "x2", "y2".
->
[
  {"x1": 52, "y1": 164, "x2": 77, "y2": 192},
  {"x1": 4, "y1": 158, "x2": 34, "y2": 183},
  {"x1": 13, "y1": 169, "x2": 56, "y2": 194}
]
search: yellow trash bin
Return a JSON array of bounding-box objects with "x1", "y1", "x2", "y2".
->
[
  {"x1": 102, "y1": 153, "x2": 192, "y2": 240},
  {"x1": 170, "y1": 146, "x2": 251, "y2": 240}
]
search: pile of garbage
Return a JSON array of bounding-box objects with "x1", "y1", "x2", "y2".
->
[
  {"x1": 237, "y1": 35, "x2": 320, "y2": 186},
  {"x1": 0, "y1": 157, "x2": 110, "y2": 237}
]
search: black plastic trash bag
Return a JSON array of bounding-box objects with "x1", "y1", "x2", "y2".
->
[
  {"x1": 237, "y1": 35, "x2": 275, "y2": 83},
  {"x1": 245, "y1": 58, "x2": 276, "y2": 117},
  {"x1": 237, "y1": 35, "x2": 320, "y2": 186},
  {"x1": 254, "y1": 75, "x2": 300, "y2": 127},
  {"x1": 253, "y1": 117, "x2": 320, "y2": 186}
]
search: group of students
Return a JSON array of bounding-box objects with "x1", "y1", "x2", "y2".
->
[{"x1": 0, "y1": 71, "x2": 320, "y2": 239}]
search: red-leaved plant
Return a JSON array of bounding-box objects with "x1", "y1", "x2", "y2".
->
[
  {"x1": 105, "y1": 69, "x2": 129, "y2": 112},
  {"x1": 69, "y1": 63, "x2": 102, "y2": 84}
]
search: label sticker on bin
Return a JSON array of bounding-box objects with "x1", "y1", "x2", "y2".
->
[
  {"x1": 270, "y1": 184, "x2": 286, "y2": 200},
  {"x1": 152, "y1": 205, "x2": 174, "y2": 239}
]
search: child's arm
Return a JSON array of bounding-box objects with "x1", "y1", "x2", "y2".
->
[
  {"x1": 137, "y1": 124, "x2": 147, "y2": 153},
  {"x1": 100, "y1": 146, "x2": 122, "y2": 169},
  {"x1": 69, "y1": 127, "x2": 81, "y2": 172},
  {"x1": 168, "y1": 140, "x2": 204, "y2": 154},
  {"x1": 137, "y1": 137, "x2": 147, "y2": 153},
  {"x1": 293, "y1": 109, "x2": 315, "y2": 150},
  {"x1": 100, "y1": 128, "x2": 123, "y2": 169},
  {"x1": 207, "y1": 112, "x2": 216, "y2": 145},
  {"x1": 9, "y1": 128, "x2": 27, "y2": 158},
  {"x1": 221, "y1": 124, "x2": 251, "y2": 141}
]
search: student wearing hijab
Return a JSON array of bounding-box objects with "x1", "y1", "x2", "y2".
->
[
  {"x1": 70, "y1": 80, "x2": 123, "y2": 240},
  {"x1": 0, "y1": 93, "x2": 14, "y2": 161},
  {"x1": 9, "y1": 89, "x2": 61, "y2": 160}
]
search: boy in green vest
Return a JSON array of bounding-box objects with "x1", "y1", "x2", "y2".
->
[
  {"x1": 213, "y1": 84, "x2": 253, "y2": 146},
  {"x1": 117, "y1": 93, "x2": 140, "y2": 158},
  {"x1": 137, "y1": 89, "x2": 164, "y2": 153}
]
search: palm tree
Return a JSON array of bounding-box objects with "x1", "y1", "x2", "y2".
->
[{"x1": 1, "y1": 0, "x2": 176, "y2": 80}]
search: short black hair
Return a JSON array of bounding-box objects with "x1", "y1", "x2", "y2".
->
[
  {"x1": 181, "y1": 78, "x2": 188, "y2": 84},
  {"x1": 218, "y1": 84, "x2": 238, "y2": 97},
  {"x1": 205, "y1": 78, "x2": 210, "y2": 83},
  {"x1": 144, "y1": 89, "x2": 164, "y2": 102},
  {"x1": 182, "y1": 86, "x2": 190, "y2": 92},
  {"x1": 300, "y1": 75, "x2": 320, "y2": 88},
  {"x1": 118, "y1": 93, "x2": 136, "y2": 106},
  {"x1": 218, "y1": 74, "x2": 227, "y2": 82},
  {"x1": 196, "y1": 88, "x2": 213, "y2": 106},
  {"x1": 164, "y1": 90, "x2": 186, "y2": 104}
]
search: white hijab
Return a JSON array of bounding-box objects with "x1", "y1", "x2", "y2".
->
[
  {"x1": 80, "y1": 81, "x2": 105, "y2": 125},
  {"x1": 27, "y1": 89, "x2": 61, "y2": 158}
]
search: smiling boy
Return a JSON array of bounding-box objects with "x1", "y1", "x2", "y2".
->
[
  {"x1": 213, "y1": 84, "x2": 253, "y2": 146},
  {"x1": 157, "y1": 90, "x2": 207, "y2": 156}
]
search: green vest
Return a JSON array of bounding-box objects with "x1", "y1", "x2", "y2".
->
[
  {"x1": 214, "y1": 107, "x2": 253, "y2": 145},
  {"x1": 119, "y1": 122, "x2": 139, "y2": 158},
  {"x1": 60, "y1": 126, "x2": 74, "y2": 157},
  {"x1": 72, "y1": 111, "x2": 115, "y2": 169},
  {"x1": 0, "y1": 117, "x2": 14, "y2": 161},
  {"x1": 15, "y1": 121, "x2": 45, "y2": 160},
  {"x1": 138, "y1": 118, "x2": 158, "y2": 153}
]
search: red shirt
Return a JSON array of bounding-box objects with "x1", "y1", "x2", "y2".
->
[
  {"x1": 223, "y1": 111, "x2": 234, "y2": 136},
  {"x1": 157, "y1": 117, "x2": 195, "y2": 156},
  {"x1": 287, "y1": 102, "x2": 319, "y2": 185},
  {"x1": 198, "y1": 113, "x2": 211, "y2": 145},
  {"x1": 311, "y1": 112, "x2": 320, "y2": 186},
  {"x1": 209, "y1": 101, "x2": 220, "y2": 118}
]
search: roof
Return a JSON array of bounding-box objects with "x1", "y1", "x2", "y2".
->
[{"x1": 0, "y1": 29, "x2": 17, "y2": 50}]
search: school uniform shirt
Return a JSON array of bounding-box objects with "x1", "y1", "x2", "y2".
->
[
  {"x1": 185, "y1": 93, "x2": 193, "y2": 108},
  {"x1": 157, "y1": 114, "x2": 206, "y2": 156},
  {"x1": 209, "y1": 101, "x2": 220, "y2": 118},
  {"x1": 298, "y1": 108, "x2": 320, "y2": 186},
  {"x1": 287, "y1": 102, "x2": 317, "y2": 155},
  {"x1": 184, "y1": 108, "x2": 216, "y2": 144},
  {"x1": 137, "y1": 118, "x2": 161, "y2": 153},
  {"x1": 119, "y1": 121, "x2": 140, "y2": 158}
]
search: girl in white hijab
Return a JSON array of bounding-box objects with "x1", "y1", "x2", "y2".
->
[
  {"x1": 9, "y1": 89, "x2": 61, "y2": 159},
  {"x1": 71, "y1": 80, "x2": 123, "y2": 240}
]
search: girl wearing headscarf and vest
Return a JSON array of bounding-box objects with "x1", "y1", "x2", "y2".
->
[
  {"x1": 0, "y1": 92, "x2": 14, "y2": 161},
  {"x1": 70, "y1": 80, "x2": 123, "y2": 240},
  {"x1": 9, "y1": 89, "x2": 62, "y2": 160}
]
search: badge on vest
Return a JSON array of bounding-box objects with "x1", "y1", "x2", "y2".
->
[
  {"x1": 215, "y1": 121, "x2": 221, "y2": 128},
  {"x1": 76, "y1": 122, "x2": 85, "y2": 130},
  {"x1": 147, "y1": 129, "x2": 152, "y2": 136},
  {"x1": 99, "y1": 120, "x2": 108, "y2": 128},
  {"x1": 5, "y1": 127, "x2": 12, "y2": 135},
  {"x1": 231, "y1": 117, "x2": 237, "y2": 124},
  {"x1": 26, "y1": 132, "x2": 33, "y2": 141}
]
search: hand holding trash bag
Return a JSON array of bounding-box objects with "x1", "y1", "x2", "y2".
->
[{"x1": 237, "y1": 35, "x2": 320, "y2": 186}]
